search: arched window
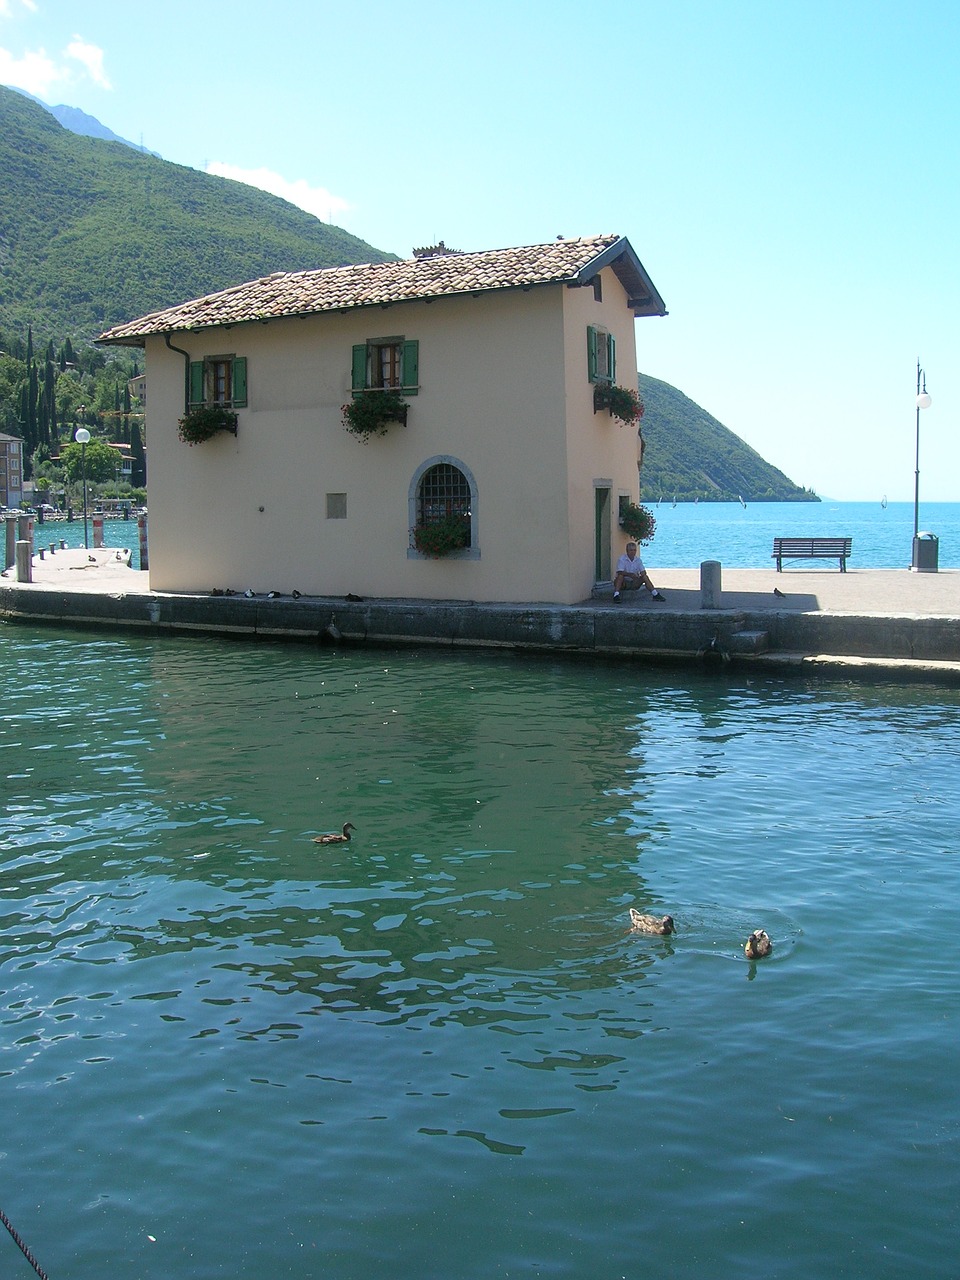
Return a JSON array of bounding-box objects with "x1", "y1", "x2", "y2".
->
[{"x1": 408, "y1": 456, "x2": 479, "y2": 559}]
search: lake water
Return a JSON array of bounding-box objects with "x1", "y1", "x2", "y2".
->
[
  {"x1": 33, "y1": 501, "x2": 960, "y2": 573},
  {"x1": 2, "y1": 629, "x2": 959, "y2": 1278},
  {"x1": 644, "y1": 500, "x2": 960, "y2": 570}
]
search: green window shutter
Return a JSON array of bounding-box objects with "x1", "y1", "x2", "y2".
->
[
  {"x1": 232, "y1": 357, "x2": 247, "y2": 407},
  {"x1": 402, "y1": 339, "x2": 419, "y2": 394},
  {"x1": 608, "y1": 334, "x2": 616, "y2": 383},
  {"x1": 587, "y1": 326, "x2": 598, "y2": 383},
  {"x1": 189, "y1": 361, "x2": 204, "y2": 408},
  {"x1": 351, "y1": 344, "x2": 367, "y2": 392}
]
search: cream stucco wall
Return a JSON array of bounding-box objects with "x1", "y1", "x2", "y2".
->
[
  {"x1": 143, "y1": 277, "x2": 645, "y2": 604},
  {"x1": 561, "y1": 266, "x2": 643, "y2": 595}
]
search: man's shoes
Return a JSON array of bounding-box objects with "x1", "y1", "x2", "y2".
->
[
  {"x1": 651, "y1": 591, "x2": 666, "y2": 602},
  {"x1": 613, "y1": 591, "x2": 621, "y2": 600}
]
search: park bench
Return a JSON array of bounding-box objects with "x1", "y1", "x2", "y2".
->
[{"x1": 772, "y1": 536, "x2": 852, "y2": 572}]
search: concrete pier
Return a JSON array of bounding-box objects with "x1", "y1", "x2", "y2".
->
[{"x1": 2, "y1": 550, "x2": 960, "y2": 681}]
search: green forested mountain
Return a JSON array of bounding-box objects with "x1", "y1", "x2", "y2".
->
[
  {"x1": 638, "y1": 371, "x2": 817, "y2": 503},
  {"x1": 1, "y1": 83, "x2": 813, "y2": 503},
  {"x1": 0, "y1": 85, "x2": 394, "y2": 341}
]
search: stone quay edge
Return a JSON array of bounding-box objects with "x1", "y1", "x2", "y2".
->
[{"x1": 2, "y1": 552, "x2": 960, "y2": 682}]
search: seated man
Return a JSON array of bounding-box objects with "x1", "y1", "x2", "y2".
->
[{"x1": 613, "y1": 542, "x2": 665, "y2": 601}]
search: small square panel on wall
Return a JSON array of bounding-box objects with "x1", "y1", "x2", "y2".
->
[{"x1": 326, "y1": 493, "x2": 347, "y2": 519}]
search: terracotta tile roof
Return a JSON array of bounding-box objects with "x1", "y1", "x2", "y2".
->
[{"x1": 98, "y1": 235, "x2": 666, "y2": 345}]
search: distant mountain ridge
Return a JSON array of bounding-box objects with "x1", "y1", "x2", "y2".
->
[
  {"x1": 0, "y1": 84, "x2": 394, "y2": 340},
  {"x1": 13, "y1": 88, "x2": 161, "y2": 155},
  {"x1": 638, "y1": 372, "x2": 817, "y2": 503}
]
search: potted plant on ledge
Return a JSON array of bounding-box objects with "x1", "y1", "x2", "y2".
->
[
  {"x1": 342, "y1": 390, "x2": 409, "y2": 440},
  {"x1": 618, "y1": 502, "x2": 657, "y2": 544},
  {"x1": 178, "y1": 405, "x2": 239, "y2": 445},
  {"x1": 412, "y1": 513, "x2": 471, "y2": 557},
  {"x1": 593, "y1": 383, "x2": 644, "y2": 427}
]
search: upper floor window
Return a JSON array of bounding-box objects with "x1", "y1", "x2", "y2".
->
[
  {"x1": 189, "y1": 355, "x2": 248, "y2": 409},
  {"x1": 352, "y1": 337, "x2": 419, "y2": 395},
  {"x1": 587, "y1": 326, "x2": 616, "y2": 385}
]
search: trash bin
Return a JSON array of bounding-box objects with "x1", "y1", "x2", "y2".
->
[{"x1": 912, "y1": 531, "x2": 939, "y2": 573}]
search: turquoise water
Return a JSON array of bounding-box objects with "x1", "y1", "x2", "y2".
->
[
  {"x1": 35, "y1": 501, "x2": 960, "y2": 573},
  {"x1": 30, "y1": 512, "x2": 144, "y2": 568},
  {"x1": 2, "y1": 629, "x2": 960, "y2": 1278},
  {"x1": 646, "y1": 500, "x2": 960, "y2": 570}
]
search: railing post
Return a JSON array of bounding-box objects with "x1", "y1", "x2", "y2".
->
[
  {"x1": 15, "y1": 539, "x2": 32, "y2": 582},
  {"x1": 137, "y1": 513, "x2": 149, "y2": 571},
  {"x1": 4, "y1": 515, "x2": 17, "y2": 569}
]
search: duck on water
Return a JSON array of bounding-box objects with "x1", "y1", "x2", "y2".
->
[{"x1": 313, "y1": 822, "x2": 356, "y2": 845}]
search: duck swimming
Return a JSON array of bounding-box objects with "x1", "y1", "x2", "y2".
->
[
  {"x1": 628, "y1": 908, "x2": 675, "y2": 935},
  {"x1": 744, "y1": 929, "x2": 772, "y2": 958},
  {"x1": 313, "y1": 822, "x2": 356, "y2": 845}
]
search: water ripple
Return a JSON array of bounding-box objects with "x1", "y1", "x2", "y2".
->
[{"x1": 3, "y1": 629, "x2": 960, "y2": 1278}]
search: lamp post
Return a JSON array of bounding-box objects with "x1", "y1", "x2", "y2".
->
[
  {"x1": 75, "y1": 424, "x2": 91, "y2": 549},
  {"x1": 911, "y1": 362, "x2": 933, "y2": 569}
]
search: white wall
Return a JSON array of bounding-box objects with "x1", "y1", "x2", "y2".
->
[{"x1": 144, "y1": 278, "x2": 644, "y2": 603}]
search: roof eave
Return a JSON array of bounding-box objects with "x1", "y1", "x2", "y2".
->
[
  {"x1": 97, "y1": 333, "x2": 146, "y2": 348},
  {"x1": 573, "y1": 236, "x2": 668, "y2": 318}
]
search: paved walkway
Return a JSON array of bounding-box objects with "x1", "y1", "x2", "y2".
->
[
  {"x1": 605, "y1": 565, "x2": 960, "y2": 618},
  {"x1": 2, "y1": 546, "x2": 146, "y2": 593},
  {"x1": 3, "y1": 549, "x2": 960, "y2": 618}
]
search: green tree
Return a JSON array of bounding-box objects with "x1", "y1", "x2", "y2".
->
[
  {"x1": 130, "y1": 417, "x2": 146, "y2": 487},
  {"x1": 60, "y1": 438, "x2": 119, "y2": 483}
]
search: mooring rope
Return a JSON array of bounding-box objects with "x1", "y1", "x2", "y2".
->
[{"x1": 0, "y1": 1205, "x2": 50, "y2": 1279}]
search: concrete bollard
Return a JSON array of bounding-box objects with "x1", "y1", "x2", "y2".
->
[
  {"x1": 15, "y1": 539, "x2": 32, "y2": 583},
  {"x1": 17, "y1": 514, "x2": 34, "y2": 549},
  {"x1": 93, "y1": 513, "x2": 104, "y2": 548},
  {"x1": 5, "y1": 515, "x2": 16, "y2": 569},
  {"x1": 700, "y1": 559, "x2": 722, "y2": 609}
]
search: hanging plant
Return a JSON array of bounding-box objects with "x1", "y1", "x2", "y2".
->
[
  {"x1": 618, "y1": 502, "x2": 657, "y2": 544},
  {"x1": 411, "y1": 513, "x2": 471, "y2": 557},
  {"x1": 593, "y1": 383, "x2": 644, "y2": 426},
  {"x1": 178, "y1": 405, "x2": 238, "y2": 445},
  {"x1": 342, "y1": 390, "x2": 409, "y2": 440}
]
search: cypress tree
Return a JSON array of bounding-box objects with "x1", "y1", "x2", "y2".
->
[{"x1": 130, "y1": 417, "x2": 146, "y2": 487}]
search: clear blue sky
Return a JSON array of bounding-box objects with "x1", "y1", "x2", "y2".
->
[{"x1": 2, "y1": 0, "x2": 957, "y2": 501}]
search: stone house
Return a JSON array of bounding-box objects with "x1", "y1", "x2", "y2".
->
[
  {"x1": 98, "y1": 235, "x2": 666, "y2": 603},
  {"x1": 0, "y1": 432, "x2": 24, "y2": 509}
]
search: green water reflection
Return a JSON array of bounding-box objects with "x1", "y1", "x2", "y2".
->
[{"x1": 2, "y1": 627, "x2": 959, "y2": 1279}]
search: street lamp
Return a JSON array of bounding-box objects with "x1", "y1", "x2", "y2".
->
[
  {"x1": 911, "y1": 361, "x2": 933, "y2": 569},
  {"x1": 75, "y1": 424, "x2": 91, "y2": 549}
]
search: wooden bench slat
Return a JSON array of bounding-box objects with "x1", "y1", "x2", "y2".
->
[{"x1": 772, "y1": 536, "x2": 852, "y2": 572}]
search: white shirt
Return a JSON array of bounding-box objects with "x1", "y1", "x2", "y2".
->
[{"x1": 616, "y1": 552, "x2": 645, "y2": 574}]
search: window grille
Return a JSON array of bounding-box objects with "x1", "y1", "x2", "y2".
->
[{"x1": 418, "y1": 463, "x2": 471, "y2": 524}]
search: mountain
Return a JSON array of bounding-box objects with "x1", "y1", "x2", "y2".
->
[
  {"x1": 1, "y1": 85, "x2": 812, "y2": 499},
  {"x1": 638, "y1": 371, "x2": 817, "y2": 503},
  {"x1": 14, "y1": 88, "x2": 160, "y2": 155},
  {"x1": 0, "y1": 84, "x2": 394, "y2": 341}
]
